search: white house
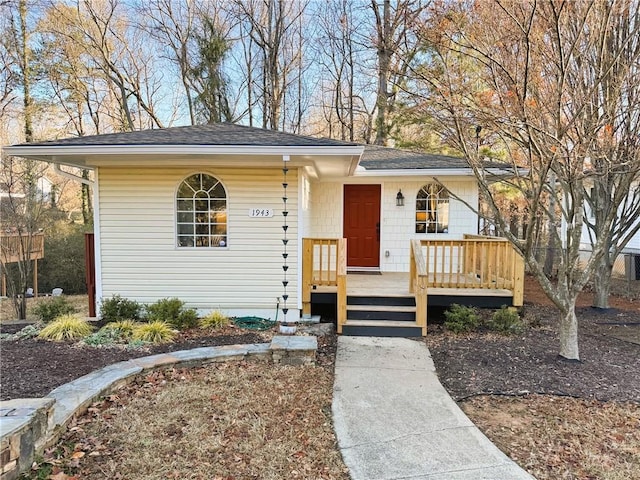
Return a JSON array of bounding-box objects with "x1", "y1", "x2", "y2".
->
[{"x1": 4, "y1": 124, "x2": 523, "y2": 336}]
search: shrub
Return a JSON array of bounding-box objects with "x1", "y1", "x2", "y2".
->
[
  {"x1": 132, "y1": 321, "x2": 175, "y2": 344},
  {"x1": 444, "y1": 304, "x2": 480, "y2": 333},
  {"x1": 100, "y1": 295, "x2": 142, "y2": 322},
  {"x1": 83, "y1": 328, "x2": 121, "y2": 347},
  {"x1": 102, "y1": 320, "x2": 138, "y2": 338},
  {"x1": 490, "y1": 306, "x2": 524, "y2": 335},
  {"x1": 32, "y1": 296, "x2": 77, "y2": 323},
  {"x1": 0, "y1": 324, "x2": 41, "y2": 341},
  {"x1": 39, "y1": 315, "x2": 94, "y2": 341},
  {"x1": 200, "y1": 310, "x2": 230, "y2": 329},
  {"x1": 146, "y1": 298, "x2": 199, "y2": 330}
]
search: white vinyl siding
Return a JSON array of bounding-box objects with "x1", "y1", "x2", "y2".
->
[
  {"x1": 97, "y1": 166, "x2": 297, "y2": 312},
  {"x1": 309, "y1": 178, "x2": 479, "y2": 272}
]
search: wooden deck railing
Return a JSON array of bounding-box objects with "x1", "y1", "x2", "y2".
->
[
  {"x1": 0, "y1": 233, "x2": 45, "y2": 264},
  {"x1": 1, "y1": 233, "x2": 45, "y2": 297},
  {"x1": 409, "y1": 240, "x2": 428, "y2": 336},
  {"x1": 302, "y1": 238, "x2": 347, "y2": 332},
  {"x1": 410, "y1": 236, "x2": 524, "y2": 306}
]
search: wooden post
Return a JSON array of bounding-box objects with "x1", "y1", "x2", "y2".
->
[
  {"x1": 336, "y1": 238, "x2": 347, "y2": 334},
  {"x1": 411, "y1": 240, "x2": 428, "y2": 336},
  {"x1": 33, "y1": 259, "x2": 38, "y2": 297},
  {"x1": 302, "y1": 238, "x2": 313, "y2": 317},
  {"x1": 512, "y1": 251, "x2": 525, "y2": 307},
  {"x1": 1, "y1": 270, "x2": 6, "y2": 297}
]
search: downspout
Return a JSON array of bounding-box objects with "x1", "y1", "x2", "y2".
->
[{"x1": 53, "y1": 163, "x2": 93, "y2": 185}]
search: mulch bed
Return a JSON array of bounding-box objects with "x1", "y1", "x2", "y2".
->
[
  {"x1": 0, "y1": 325, "x2": 269, "y2": 400},
  {"x1": 1, "y1": 275, "x2": 638, "y2": 404},
  {"x1": 426, "y1": 276, "x2": 640, "y2": 404}
]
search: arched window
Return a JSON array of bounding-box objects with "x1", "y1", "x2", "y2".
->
[
  {"x1": 416, "y1": 183, "x2": 449, "y2": 234},
  {"x1": 176, "y1": 173, "x2": 227, "y2": 247}
]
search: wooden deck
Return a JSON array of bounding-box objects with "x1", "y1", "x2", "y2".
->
[
  {"x1": 344, "y1": 272, "x2": 513, "y2": 298},
  {"x1": 302, "y1": 237, "x2": 525, "y2": 337}
]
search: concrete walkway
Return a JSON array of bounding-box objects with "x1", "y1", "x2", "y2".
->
[{"x1": 332, "y1": 337, "x2": 535, "y2": 480}]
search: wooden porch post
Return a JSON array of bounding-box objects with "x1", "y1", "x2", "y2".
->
[
  {"x1": 302, "y1": 238, "x2": 313, "y2": 317},
  {"x1": 336, "y1": 238, "x2": 347, "y2": 334},
  {"x1": 513, "y1": 252, "x2": 525, "y2": 307}
]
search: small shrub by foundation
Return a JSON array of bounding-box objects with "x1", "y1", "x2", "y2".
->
[
  {"x1": 102, "y1": 320, "x2": 138, "y2": 338},
  {"x1": 100, "y1": 295, "x2": 142, "y2": 322},
  {"x1": 444, "y1": 304, "x2": 480, "y2": 333},
  {"x1": 132, "y1": 321, "x2": 175, "y2": 344},
  {"x1": 490, "y1": 306, "x2": 525, "y2": 334},
  {"x1": 39, "y1": 315, "x2": 94, "y2": 341},
  {"x1": 146, "y1": 298, "x2": 198, "y2": 330},
  {"x1": 200, "y1": 310, "x2": 230, "y2": 329},
  {"x1": 33, "y1": 296, "x2": 77, "y2": 323}
]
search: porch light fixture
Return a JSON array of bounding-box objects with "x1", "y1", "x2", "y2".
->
[{"x1": 396, "y1": 189, "x2": 405, "y2": 207}]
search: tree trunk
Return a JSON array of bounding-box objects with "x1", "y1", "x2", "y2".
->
[
  {"x1": 592, "y1": 252, "x2": 612, "y2": 309},
  {"x1": 559, "y1": 301, "x2": 580, "y2": 360}
]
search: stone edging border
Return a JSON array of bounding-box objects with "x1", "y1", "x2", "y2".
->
[{"x1": 0, "y1": 335, "x2": 317, "y2": 480}]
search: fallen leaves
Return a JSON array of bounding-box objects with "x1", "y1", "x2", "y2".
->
[{"x1": 462, "y1": 394, "x2": 640, "y2": 480}]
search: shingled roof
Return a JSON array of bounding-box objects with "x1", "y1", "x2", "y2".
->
[
  {"x1": 17, "y1": 123, "x2": 358, "y2": 148},
  {"x1": 10, "y1": 123, "x2": 504, "y2": 171},
  {"x1": 360, "y1": 144, "x2": 507, "y2": 170}
]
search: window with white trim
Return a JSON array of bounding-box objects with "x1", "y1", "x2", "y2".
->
[
  {"x1": 416, "y1": 183, "x2": 449, "y2": 233},
  {"x1": 176, "y1": 173, "x2": 227, "y2": 247}
]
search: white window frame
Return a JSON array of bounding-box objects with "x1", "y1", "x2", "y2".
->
[
  {"x1": 416, "y1": 183, "x2": 449, "y2": 234},
  {"x1": 176, "y1": 173, "x2": 228, "y2": 248}
]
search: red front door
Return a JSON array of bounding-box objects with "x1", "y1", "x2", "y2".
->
[{"x1": 343, "y1": 184, "x2": 381, "y2": 268}]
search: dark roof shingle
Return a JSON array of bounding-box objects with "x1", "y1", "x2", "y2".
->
[{"x1": 19, "y1": 123, "x2": 358, "y2": 148}]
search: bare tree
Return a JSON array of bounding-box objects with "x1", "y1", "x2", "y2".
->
[
  {"x1": 138, "y1": 0, "x2": 199, "y2": 125},
  {"x1": 369, "y1": 0, "x2": 427, "y2": 146},
  {"x1": 232, "y1": 0, "x2": 306, "y2": 130},
  {"x1": 411, "y1": 0, "x2": 640, "y2": 360},
  {"x1": 580, "y1": 1, "x2": 640, "y2": 308}
]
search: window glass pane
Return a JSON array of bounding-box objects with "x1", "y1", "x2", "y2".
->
[
  {"x1": 177, "y1": 182, "x2": 195, "y2": 198},
  {"x1": 177, "y1": 199, "x2": 193, "y2": 211},
  {"x1": 195, "y1": 190, "x2": 209, "y2": 199},
  {"x1": 211, "y1": 223, "x2": 227, "y2": 234},
  {"x1": 194, "y1": 199, "x2": 209, "y2": 211},
  {"x1": 416, "y1": 199, "x2": 427, "y2": 210},
  {"x1": 210, "y1": 199, "x2": 226, "y2": 211},
  {"x1": 201, "y1": 175, "x2": 217, "y2": 191},
  {"x1": 178, "y1": 236, "x2": 194, "y2": 247},
  {"x1": 178, "y1": 224, "x2": 194, "y2": 235},
  {"x1": 177, "y1": 212, "x2": 193, "y2": 223},
  {"x1": 195, "y1": 236, "x2": 209, "y2": 247},
  {"x1": 196, "y1": 224, "x2": 209, "y2": 235},
  {"x1": 186, "y1": 174, "x2": 201, "y2": 191},
  {"x1": 195, "y1": 212, "x2": 209, "y2": 223},
  {"x1": 210, "y1": 183, "x2": 226, "y2": 198},
  {"x1": 416, "y1": 223, "x2": 426, "y2": 233}
]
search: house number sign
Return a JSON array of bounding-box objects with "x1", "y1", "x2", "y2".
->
[{"x1": 249, "y1": 208, "x2": 274, "y2": 218}]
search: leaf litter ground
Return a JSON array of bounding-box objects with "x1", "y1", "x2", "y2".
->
[{"x1": 3, "y1": 276, "x2": 640, "y2": 479}]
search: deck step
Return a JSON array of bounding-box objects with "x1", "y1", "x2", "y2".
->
[
  {"x1": 346, "y1": 307, "x2": 415, "y2": 321},
  {"x1": 342, "y1": 320, "x2": 423, "y2": 337},
  {"x1": 347, "y1": 295, "x2": 416, "y2": 307}
]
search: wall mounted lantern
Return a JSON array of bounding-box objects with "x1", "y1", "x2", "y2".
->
[{"x1": 396, "y1": 189, "x2": 405, "y2": 207}]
